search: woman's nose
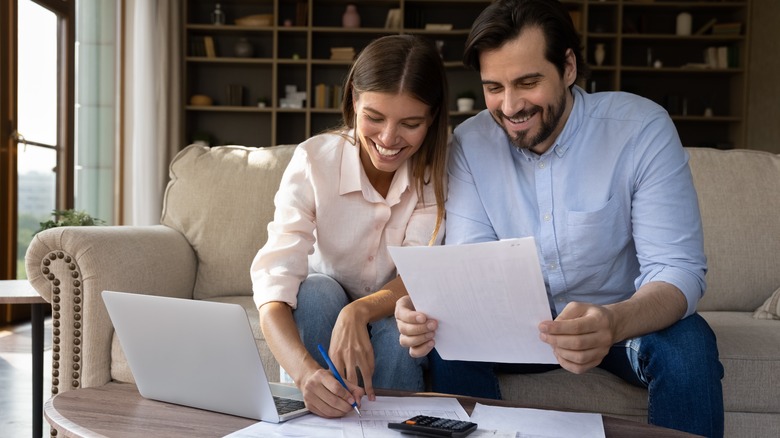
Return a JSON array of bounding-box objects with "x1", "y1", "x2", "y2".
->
[{"x1": 378, "y1": 124, "x2": 398, "y2": 145}]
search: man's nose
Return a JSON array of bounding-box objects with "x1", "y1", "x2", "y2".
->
[{"x1": 501, "y1": 89, "x2": 526, "y2": 117}]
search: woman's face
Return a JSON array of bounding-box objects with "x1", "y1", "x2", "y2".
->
[{"x1": 353, "y1": 91, "x2": 433, "y2": 177}]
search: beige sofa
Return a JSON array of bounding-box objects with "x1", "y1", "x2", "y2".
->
[{"x1": 26, "y1": 144, "x2": 780, "y2": 437}]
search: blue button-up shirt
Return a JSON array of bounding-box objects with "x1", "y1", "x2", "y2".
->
[{"x1": 447, "y1": 85, "x2": 706, "y2": 317}]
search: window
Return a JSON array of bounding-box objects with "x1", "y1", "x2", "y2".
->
[{"x1": 1, "y1": 0, "x2": 75, "y2": 279}]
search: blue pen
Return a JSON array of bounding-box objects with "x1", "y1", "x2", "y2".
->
[{"x1": 317, "y1": 343, "x2": 361, "y2": 417}]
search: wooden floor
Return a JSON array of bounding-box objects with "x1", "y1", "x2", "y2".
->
[{"x1": 0, "y1": 317, "x2": 52, "y2": 437}]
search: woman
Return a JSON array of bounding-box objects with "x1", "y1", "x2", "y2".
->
[{"x1": 250, "y1": 34, "x2": 449, "y2": 419}]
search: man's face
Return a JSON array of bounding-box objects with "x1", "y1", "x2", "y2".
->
[{"x1": 478, "y1": 27, "x2": 576, "y2": 154}]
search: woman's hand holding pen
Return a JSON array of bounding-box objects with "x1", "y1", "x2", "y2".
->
[
  {"x1": 330, "y1": 302, "x2": 377, "y2": 400},
  {"x1": 298, "y1": 361, "x2": 364, "y2": 418},
  {"x1": 395, "y1": 295, "x2": 438, "y2": 358}
]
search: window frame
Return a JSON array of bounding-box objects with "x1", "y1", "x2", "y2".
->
[{"x1": 0, "y1": 0, "x2": 75, "y2": 279}]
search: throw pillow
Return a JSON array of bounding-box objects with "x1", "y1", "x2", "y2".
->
[{"x1": 753, "y1": 287, "x2": 780, "y2": 320}]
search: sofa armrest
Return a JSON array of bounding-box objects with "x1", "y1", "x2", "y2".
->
[{"x1": 24, "y1": 225, "x2": 197, "y2": 395}]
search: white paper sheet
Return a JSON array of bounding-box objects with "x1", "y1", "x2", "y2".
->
[
  {"x1": 469, "y1": 403, "x2": 605, "y2": 438},
  {"x1": 224, "y1": 397, "x2": 604, "y2": 438},
  {"x1": 223, "y1": 395, "x2": 469, "y2": 438},
  {"x1": 341, "y1": 396, "x2": 469, "y2": 438},
  {"x1": 388, "y1": 238, "x2": 557, "y2": 363}
]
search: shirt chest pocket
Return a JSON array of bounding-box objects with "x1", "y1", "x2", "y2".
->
[{"x1": 565, "y1": 196, "x2": 631, "y2": 270}]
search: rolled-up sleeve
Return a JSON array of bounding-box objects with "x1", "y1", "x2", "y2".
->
[
  {"x1": 631, "y1": 112, "x2": 707, "y2": 316},
  {"x1": 251, "y1": 147, "x2": 316, "y2": 310}
]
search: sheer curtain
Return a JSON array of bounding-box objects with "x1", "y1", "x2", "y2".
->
[{"x1": 122, "y1": 0, "x2": 181, "y2": 225}]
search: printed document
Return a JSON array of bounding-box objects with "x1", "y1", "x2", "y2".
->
[
  {"x1": 226, "y1": 396, "x2": 604, "y2": 438},
  {"x1": 470, "y1": 403, "x2": 605, "y2": 438},
  {"x1": 225, "y1": 395, "x2": 469, "y2": 438},
  {"x1": 388, "y1": 238, "x2": 557, "y2": 363}
]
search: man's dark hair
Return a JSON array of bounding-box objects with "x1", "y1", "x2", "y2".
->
[{"x1": 463, "y1": 0, "x2": 589, "y2": 85}]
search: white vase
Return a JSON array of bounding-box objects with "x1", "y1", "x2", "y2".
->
[
  {"x1": 342, "y1": 4, "x2": 360, "y2": 28},
  {"x1": 594, "y1": 43, "x2": 606, "y2": 66},
  {"x1": 676, "y1": 12, "x2": 692, "y2": 36},
  {"x1": 457, "y1": 98, "x2": 474, "y2": 112}
]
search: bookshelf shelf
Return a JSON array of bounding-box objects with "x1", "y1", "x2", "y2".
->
[{"x1": 183, "y1": 0, "x2": 749, "y2": 149}]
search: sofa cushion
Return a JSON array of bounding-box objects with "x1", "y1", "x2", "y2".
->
[
  {"x1": 497, "y1": 311, "x2": 780, "y2": 424},
  {"x1": 701, "y1": 311, "x2": 780, "y2": 414},
  {"x1": 160, "y1": 144, "x2": 296, "y2": 300},
  {"x1": 753, "y1": 287, "x2": 780, "y2": 320},
  {"x1": 498, "y1": 368, "x2": 649, "y2": 423},
  {"x1": 687, "y1": 148, "x2": 780, "y2": 312}
]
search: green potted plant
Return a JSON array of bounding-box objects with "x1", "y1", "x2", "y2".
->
[{"x1": 35, "y1": 209, "x2": 105, "y2": 235}]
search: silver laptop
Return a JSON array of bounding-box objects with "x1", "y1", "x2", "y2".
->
[{"x1": 101, "y1": 290, "x2": 310, "y2": 423}]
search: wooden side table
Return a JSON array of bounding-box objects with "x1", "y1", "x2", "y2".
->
[{"x1": 1, "y1": 279, "x2": 48, "y2": 438}]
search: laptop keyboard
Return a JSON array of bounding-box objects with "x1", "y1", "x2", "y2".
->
[{"x1": 273, "y1": 396, "x2": 306, "y2": 415}]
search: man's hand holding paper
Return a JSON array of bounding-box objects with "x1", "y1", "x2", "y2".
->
[{"x1": 389, "y1": 237, "x2": 557, "y2": 364}]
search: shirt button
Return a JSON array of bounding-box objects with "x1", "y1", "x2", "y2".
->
[
  {"x1": 555, "y1": 297, "x2": 565, "y2": 303},
  {"x1": 368, "y1": 256, "x2": 374, "y2": 262},
  {"x1": 538, "y1": 161, "x2": 546, "y2": 169},
  {"x1": 548, "y1": 263, "x2": 557, "y2": 270},
  {"x1": 543, "y1": 213, "x2": 551, "y2": 221},
  {"x1": 364, "y1": 287, "x2": 371, "y2": 293}
]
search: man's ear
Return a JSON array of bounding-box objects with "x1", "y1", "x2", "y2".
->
[{"x1": 563, "y1": 48, "x2": 577, "y2": 87}]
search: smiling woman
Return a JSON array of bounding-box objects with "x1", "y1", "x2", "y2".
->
[{"x1": 251, "y1": 34, "x2": 450, "y2": 420}]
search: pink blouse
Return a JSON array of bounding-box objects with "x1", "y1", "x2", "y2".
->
[{"x1": 251, "y1": 132, "x2": 442, "y2": 309}]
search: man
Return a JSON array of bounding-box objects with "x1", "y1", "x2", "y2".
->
[{"x1": 394, "y1": 0, "x2": 724, "y2": 436}]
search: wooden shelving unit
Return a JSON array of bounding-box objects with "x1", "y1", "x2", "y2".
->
[
  {"x1": 182, "y1": 0, "x2": 487, "y2": 147},
  {"x1": 182, "y1": 0, "x2": 750, "y2": 149},
  {"x1": 579, "y1": 0, "x2": 750, "y2": 149}
]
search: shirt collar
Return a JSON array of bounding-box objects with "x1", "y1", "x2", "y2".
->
[
  {"x1": 553, "y1": 85, "x2": 587, "y2": 158},
  {"x1": 339, "y1": 132, "x2": 364, "y2": 195},
  {"x1": 516, "y1": 85, "x2": 585, "y2": 161}
]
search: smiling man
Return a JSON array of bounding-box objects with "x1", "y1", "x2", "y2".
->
[{"x1": 394, "y1": 0, "x2": 724, "y2": 436}]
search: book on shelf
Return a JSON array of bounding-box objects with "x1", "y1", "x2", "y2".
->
[
  {"x1": 190, "y1": 37, "x2": 206, "y2": 57},
  {"x1": 424, "y1": 23, "x2": 453, "y2": 31},
  {"x1": 314, "y1": 83, "x2": 331, "y2": 109},
  {"x1": 295, "y1": 1, "x2": 308, "y2": 26},
  {"x1": 332, "y1": 85, "x2": 343, "y2": 109},
  {"x1": 384, "y1": 8, "x2": 401, "y2": 30},
  {"x1": 204, "y1": 36, "x2": 217, "y2": 58},
  {"x1": 712, "y1": 22, "x2": 741, "y2": 35},
  {"x1": 330, "y1": 47, "x2": 356, "y2": 61},
  {"x1": 226, "y1": 84, "x2": 243, "y2": 106},
  {"x1": 568, "y1": 10, "x2": 582, "y2": 33},
  {"x1": 717, "y1": 46, "x2": 729, "y2": 69},
  {"x1": 694, "y1": 18, "x2": 718, "y2": 36},
  {"x1": 704, "y1": 45, "x2": 739, "y2": 69}
]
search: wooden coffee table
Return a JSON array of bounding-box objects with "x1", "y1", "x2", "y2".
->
[{"x1": 44, "y1": 382, "x2": 698, "y2": 437}]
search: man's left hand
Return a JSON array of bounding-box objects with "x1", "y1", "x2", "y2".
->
[{"x1": 538, "y1": 302, "x2": 616, "y2": 374}]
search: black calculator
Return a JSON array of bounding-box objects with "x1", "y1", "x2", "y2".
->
[{"x1": 387, "y1": 415, "x2": 478, "y2": 437}]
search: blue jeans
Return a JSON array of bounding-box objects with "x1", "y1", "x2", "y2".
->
[
  {"x1": 429, "y1": 313, "x2": 724, "y2": 437},
  {"x1": 292, "y1": 273, "x2": 426, "y2": 391}
]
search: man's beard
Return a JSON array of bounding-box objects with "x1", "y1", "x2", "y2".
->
[{"x1": 493, "y1": 89, "x2": 567, "y2": 152}]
